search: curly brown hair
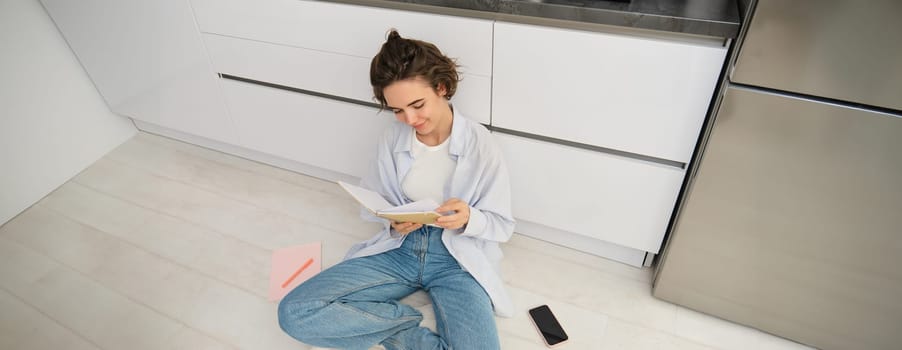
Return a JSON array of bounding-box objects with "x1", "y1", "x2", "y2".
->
[{"x1": 370, "y1": 29, "x2": 460, "y2": 110}]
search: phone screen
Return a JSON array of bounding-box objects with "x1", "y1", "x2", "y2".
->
[{"x1": 529, "y1": 305, "x2": 569, "y2": 346}]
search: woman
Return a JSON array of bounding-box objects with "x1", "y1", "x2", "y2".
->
[{"x1": 278, "y1": 29, "x2": 514, "y2": 350}]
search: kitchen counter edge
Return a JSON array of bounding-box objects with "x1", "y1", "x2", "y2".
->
[{"x1": 318, "y1": 0, "x2": 740, "y2": 39}]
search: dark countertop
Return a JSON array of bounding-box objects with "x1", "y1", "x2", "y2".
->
[{"x1": 322, "y1": 0, "x2": 740, "y2": 38}]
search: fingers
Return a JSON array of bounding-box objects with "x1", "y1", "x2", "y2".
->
[
  {"x1": 391, "y1": 221, "x2": 422, "y2": 235},
  {"x1": 435, "y1": 198, "x2": 466, "y2": 214},
  {"x1": 435, "y1": 212, "x2": 462, "y2": 224},
  {"x1": 434, "y1": 216, "x2": 463, "y2": 229},
  {"x1": 434, "y1": 198, "x2": 470, "y2": 230}
]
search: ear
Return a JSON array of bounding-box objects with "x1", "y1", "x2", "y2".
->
[{"x1": 436, "y1": 83, "x2": 447, "y2": 97}]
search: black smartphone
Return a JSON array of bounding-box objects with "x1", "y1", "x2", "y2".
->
[{"x1": 528, "y1": 305, "x2": 569, "y2": 347}]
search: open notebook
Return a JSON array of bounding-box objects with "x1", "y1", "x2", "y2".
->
[{"x1": 338, "y1": 181, "x2": 441, "y2": 224}]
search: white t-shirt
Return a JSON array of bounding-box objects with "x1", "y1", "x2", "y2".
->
[{"x1": 401, "y1": 129, "x2": 456, "y2": 205}]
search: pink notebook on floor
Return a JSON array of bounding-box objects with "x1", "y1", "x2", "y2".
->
[{"x1": 269, "y1": 242, "x2": 322, "y2": 301}]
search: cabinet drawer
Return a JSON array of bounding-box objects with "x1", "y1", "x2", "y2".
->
[
  {"x1": 202, "y1": 34, "x2": 491, "y2": 125},
  {"x1": 190, "y1": 0, "x2": 493, "y2": 77},
  {"x1": 492, "y1": 22, "x2": 727, "y2": 163},
  {"x1": 220, "y1": 78, "x2": 394, "y2": 178},
  {"x1": 495, "y1": 133, "x2": 685, "y2": 253}
]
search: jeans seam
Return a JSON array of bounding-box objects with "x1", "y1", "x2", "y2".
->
[
  {"x1": 332, "y1": 301, "x2": 422, "y2": 326},
  {"x1": 382, "y1": 336, "x2": 405, "y2": 350},
  {"x1": 417, "y1": 231, "x2": 427, "y2": 285},
  {"x1": 432, "y1": 297, "x2": 453, "y2": 350},
  {"x1": 288, "y1": 279, "x2": 417, "y2": 317},
  {"x1": 323, "y1": 279, "x2": 413, "y2": 303}
]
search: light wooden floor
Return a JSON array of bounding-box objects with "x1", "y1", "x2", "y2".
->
[{"x1": 0, "y1": 132, "x2": 814, "y2": 350}]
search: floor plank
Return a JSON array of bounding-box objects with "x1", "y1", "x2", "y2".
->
[{"x1": 0, "y1": 288, "x2": 101, "y2": 350}]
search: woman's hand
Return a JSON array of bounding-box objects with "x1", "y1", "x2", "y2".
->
[
  {"x1": 434, "y1": 198, "x2": 470, "y2": 230},
  {"x1": 391, "y1": 221, "x2": 422, "y2": 236}
]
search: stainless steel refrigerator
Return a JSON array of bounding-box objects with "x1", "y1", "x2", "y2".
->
[{"x1": 653, "y1": 1, "x2": 902, "y2": 349}]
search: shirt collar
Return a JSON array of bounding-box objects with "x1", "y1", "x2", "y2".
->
[
  {"x1": 447, "y1": 111, "x2": 465, "y2": 157},
  {"x1": 393, "y1": 106, "x2": 467, "y2": 157}
]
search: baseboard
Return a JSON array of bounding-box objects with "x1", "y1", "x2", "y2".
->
[
  {"x1": 132, "y1": 120, "x2": 359, "y2": 184},
  {"x1": 514, "y1": 219, "x2": 648, "y2": 267}
]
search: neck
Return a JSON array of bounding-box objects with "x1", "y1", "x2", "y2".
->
[{"x1": 417, "y1": 104, "x2": 453, "y2": 146}]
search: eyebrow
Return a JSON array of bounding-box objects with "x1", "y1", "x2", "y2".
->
[{"x1": 388, "y1": 98, "x2": 424, "y2": 110}]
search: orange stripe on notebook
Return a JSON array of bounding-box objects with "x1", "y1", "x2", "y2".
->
[{"x1": 281, "y1": 258, "x2": 314, "y2": 289}]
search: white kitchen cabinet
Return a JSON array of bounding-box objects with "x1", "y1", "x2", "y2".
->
[
  {"x1": 220, "y1": 79, "x2": 394, "y2": 179},
  {"x1": 190, "y1": 0, "x2": 492, "y2": 124},
  {"x1": 495, "y1": 133, "x2": 685, "y2": 254},
  {"x1": 201, "y1": 34, "x2": 491, "y2": 125},
  {"x1": 202, "y1": 33, "x2": 373, "y2": 105},
  {"x1": 190, "y1": 0, "x2": 492, "y2": 77},
  {"x1": 40, "y1": 0, "x2": 238, "y2": 144},
  {"x1": 492, "y1": 22, "x2": 727, "y2": 163}
]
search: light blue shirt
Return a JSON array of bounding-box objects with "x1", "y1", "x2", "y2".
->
[{"x1": 343, "y1": 111, "x2": 516, "y2": 317}]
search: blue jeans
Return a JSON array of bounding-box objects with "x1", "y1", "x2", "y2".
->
[{"x1": 278, "y1": 226, "x2": 500, "y2": 350}]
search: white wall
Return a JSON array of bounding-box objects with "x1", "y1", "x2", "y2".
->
[{"x1": 0, "y1": 0, "x2": 137, "y2": 225}]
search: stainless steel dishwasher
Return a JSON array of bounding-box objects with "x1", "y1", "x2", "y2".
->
[{"x1": 653, "y1": 1, "x2": 902, "y2": 349}]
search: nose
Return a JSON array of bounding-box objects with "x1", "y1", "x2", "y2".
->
[{"x1": 404, "y1": 112, "x2": 417, "y2": 125}]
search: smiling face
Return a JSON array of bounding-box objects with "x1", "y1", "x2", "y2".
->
[{"x1": 383, "y1": 77, "x2": 453, "y2": 145}]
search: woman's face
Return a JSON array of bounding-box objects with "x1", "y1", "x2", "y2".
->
[{"x1": 383, "y1": 77, "x2": 450, "y2": 137}]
